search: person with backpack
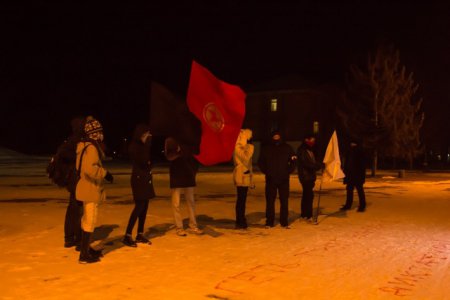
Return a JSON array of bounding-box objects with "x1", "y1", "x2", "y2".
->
[
  {"x1": 75, "y1": 116, "x2": 114, "y2": 264},
  {"x1": 122, "y1": 124, "x2": 155, "y2": 247},
  {"x1": 47, "y1": 116, "x2": 85, "y2": 249}
]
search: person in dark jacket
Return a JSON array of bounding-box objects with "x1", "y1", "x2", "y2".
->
[
  {"x1": 59, "y1": 116, "x2": 85, "y2": 248},
  {"x1": 123, "y1": 124, "x2": 155, "y2": 247},
  {"x1": 258, "y1": 130, "x2": 296, "y2": 228},
  {"x1": 297, "y1": 134, "x2": 324, "y2": 222},
  {"x1": 340, "y1": 139, "x2": 366, "y2": 212},
  {"x1": 165, "y1": 137, "x2": 203, "y2": 236}
]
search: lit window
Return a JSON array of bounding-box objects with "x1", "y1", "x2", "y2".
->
[
  {"x1": 313, "y1": 121, "x2": 319, "y2": 134},
  {"x1": 270, "y1": 99, "x2": 278, "y2": 112}
]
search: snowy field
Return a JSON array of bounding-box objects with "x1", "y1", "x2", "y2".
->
[{"x1": 0, "y1": 150, "x2": 449, "y2": 299}]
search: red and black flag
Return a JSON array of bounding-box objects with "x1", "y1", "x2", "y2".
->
[{"x1": 187, "y1": 61, "x2": 246, "y2": 166}]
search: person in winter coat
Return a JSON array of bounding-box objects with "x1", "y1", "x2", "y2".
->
[
  {"x1": 58, "y1": 116, "x2": 85, "y2": 249},
  {"x1": 75, "y1": 116, "x2": 114, "y2": 263},
  {"x1": 165, "y1": 137, "x2": 203, "y2": 236},
  {"x1": 297, "y1": 134, "x2": 324, "y2": 222},
  {"x1": 258, "y1": 130, "x2": 296, "y2": 228},
  {"x1": 233, "y1": 129, "x2": 254, "y2": 229},
  {"x1": 340, "y1": 139, "x2": 366, "y2": 212},
  {"x1": 122, "y1": 124, "x2": 155, "y2": 247}
]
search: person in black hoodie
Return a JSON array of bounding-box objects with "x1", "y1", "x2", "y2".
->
[
  {"x1": 123, "y1": 124, "x2": 155, "y2": 247},
  {"x1": 59, "y1": 116, "x2": 85, "y2": 248},
  {"x1": 297, "y1": 134, "x2": 324, "y2": 222},
  {"x1": 165, "y1": 137, "x2": 203, "y2": 236},
  {"x1": 258, "y1": 130, "x2": 296, "y2": 228},
  {"x1": 340, "y1": 139, "x2": 366, "y2": 212}
]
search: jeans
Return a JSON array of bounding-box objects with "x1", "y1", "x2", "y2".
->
[
  {"x1": 300, "y1": 180, "x2": 315, "y2": 219},
  {"x1": 265, "y1": 180, "x2": 289, "y2": 227},
  {"x1": 345, "y1": 184, "x2": 366, "y2": 209},
  {"x1": 171, "y1": 187, "x2": 197, "y2": 229},
  {"x1": 64, "y1": 193, "x2": 83, "y2": 243},
  {"x1": 126, "y1": 200, "x2": 149, "y2": 235},
  {"x1": 235, "y1": 186, "x2": 249, "y2": 227}
]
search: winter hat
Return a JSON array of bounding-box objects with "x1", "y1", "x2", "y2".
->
[{"x1": 84, "y1": 116, "x2": 103, "y2": 139}]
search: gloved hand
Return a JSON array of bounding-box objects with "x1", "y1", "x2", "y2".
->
[{"x1": 104, "y1": 172, "x2": 114, "y2": 183}]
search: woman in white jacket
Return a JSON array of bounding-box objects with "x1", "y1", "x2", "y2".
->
[
  {"x1": 233, "y1": 129, "x2": 254, "y2": 229},
  {"x1": 75, "y1": 116, "x2": 113, "y2": 264}
]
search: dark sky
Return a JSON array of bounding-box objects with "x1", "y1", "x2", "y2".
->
[{"x1": 1, "y1": 2, "x2": 449, "y2": 154}]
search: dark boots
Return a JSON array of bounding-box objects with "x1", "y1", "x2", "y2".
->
[
  {"x1": 135, "y1": 233, "x2": 152, "y2": 245},
  {"x1": 79, "y1": 231, "x2": 100, "y2": 264}
]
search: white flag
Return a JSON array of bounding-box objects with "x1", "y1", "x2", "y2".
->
[{"x1": 322, "y1": 131, "x2": 345, "y2": 182}]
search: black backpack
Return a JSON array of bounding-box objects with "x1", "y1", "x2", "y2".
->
[{"x1": 47, "y1": 141, "x2": 88, "y2": 193}]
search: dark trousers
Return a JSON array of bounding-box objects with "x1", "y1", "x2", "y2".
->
[
  {"x1": 235, "y1": 186, "x2": 249, "y2": 227},
  {"x1": 126, "y1": 200, "x2": 149, "y2": 235},
  {"x1": 64, "y1": 193, "x2": 83, "y2": 243},
  {"x1": 345, "y1": 184, "x2": 366, "y2": 209},
  {"x1": 265, "y1": 180, "x2": 289, "y2": 227},
  {"x1": 300, "y1": 180, "x2": 315, "y2": 219}
]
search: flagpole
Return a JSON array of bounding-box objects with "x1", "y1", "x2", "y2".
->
[{"x1": 313, "y1": 170, "x2": 324, "y2": 225}]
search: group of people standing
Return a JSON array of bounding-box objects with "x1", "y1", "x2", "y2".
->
[
  {"x1": 59, "y1": 116, "x2": 366, "y2": 264},
  {"x1": 232, "y1": 129, "x2": 367, "y2": 229},
  {"x1": 60, "y1": 116, "x2": 205, "y2": 264}
]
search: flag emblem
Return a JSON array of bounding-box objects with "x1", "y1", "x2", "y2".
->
[{"x1": 203, "y1": 102, "x2": 225, "y2": 133}]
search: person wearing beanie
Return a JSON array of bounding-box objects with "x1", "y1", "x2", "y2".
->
[
  {"x1": 258, "y1": 130, "x2": 296, "y2": 228},
  {"x1": 233, "y1": 129, "x2": 254, "y2": 229},
  {"x1": 164, "y1": 137, "x2": 203, "y2": 236},
  {"x1": 297, "y1": 134, "x2": 324, "y2": 222},
  {"x1": 122, "y1": 123, "x2": 155, "y2": 247},
  {"x1": 340, "y1": 138, "x2": 366, "y2": 212},
  {"x1": 75, "y1": 116, "x2": 113, "y2": 263}
]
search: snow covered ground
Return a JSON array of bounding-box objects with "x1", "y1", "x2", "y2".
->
[{"x1": 0, "y1": 153, "x2": 449, "y2": 299}]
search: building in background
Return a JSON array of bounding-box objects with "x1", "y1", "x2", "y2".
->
[{"x1": 243, "y1": 76, "x2": 343, "y2": 160}]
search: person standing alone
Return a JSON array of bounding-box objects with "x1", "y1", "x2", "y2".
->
[{"x1": 340, "y1": 139, "x2": 366, "y2": 212}]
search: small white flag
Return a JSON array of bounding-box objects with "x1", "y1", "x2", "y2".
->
[{"x1": 322, "y1": 131, "x2": 345, "y2": 182}]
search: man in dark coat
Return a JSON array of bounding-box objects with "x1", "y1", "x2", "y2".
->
[
  {"x1": 258, "y1": 130, "x2": 296, "y2": 228},
  {"x1": 165, "y1": 137, "x2": 203, "y2": 236},
  {"x1": 297, "y1": 134, "x2": 324, "y2": 222},
  {"x1": 340, "y1": 139, "x2": 366, "y2": 212},
  {"x1": 59, "y1": 116, "x2": 85, "y2": 248},
  {"x1": 123, "y1": 123, "x2": 155, "y2": 247}
]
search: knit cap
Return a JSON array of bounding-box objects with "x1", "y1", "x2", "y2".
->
[{"x1": 84, "y1": 116, "x2": 103, "y2": 138}]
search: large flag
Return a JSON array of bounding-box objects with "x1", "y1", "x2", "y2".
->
[
  {"x1": 187, "y1": 61, "x2": 246, "y2": 165},
  {"x1": 149, "y1": 81, "x2": 201, "y2": 151},
  {"x1": 322, "y1": 131, "x2": 345, "y2": 182}
]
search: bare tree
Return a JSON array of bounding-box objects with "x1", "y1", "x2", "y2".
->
[{"x1": 338, "y1": 45, "x2": 424, "y2": 175}]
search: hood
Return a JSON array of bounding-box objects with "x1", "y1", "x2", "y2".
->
[
  {"x1": 132, "y1": 123, "x2": 150, "y2": 143},
  {"x1": 71, "y1": 116, "x2": 86, "y2": 139},
  {"x1": 236, "y1": 129, "x2": 252, "y2": 145}
]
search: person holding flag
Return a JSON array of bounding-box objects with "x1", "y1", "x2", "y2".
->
[
  {"x1": 164, "y1": 137, "x2": 203, "y2": 236},
  {"x1": 297, "y1": 134, "x2": 324, "y2": 223},
  {"x1": 340, "y1": 138, "x2": 366, "y2": 212}
]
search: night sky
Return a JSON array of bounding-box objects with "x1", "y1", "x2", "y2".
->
[{"x1": 1, "y1": 2, "x2": 449, "y2": 154}]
